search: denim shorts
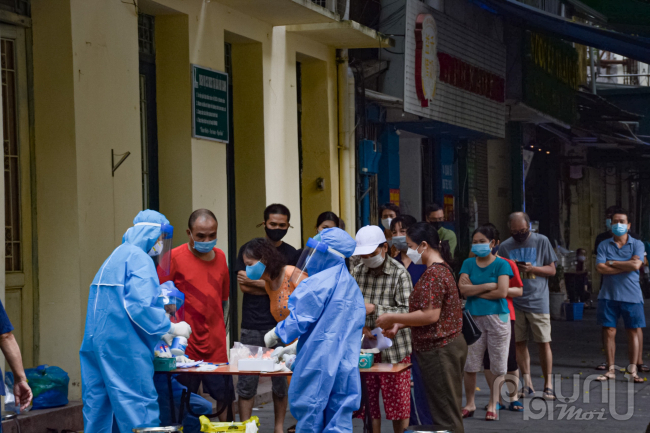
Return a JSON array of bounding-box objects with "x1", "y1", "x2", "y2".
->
[
  {"x1": 235, "y1": 328, "x2": 288, "y2": 400},
  {"x1": 597, "y1": 299, "x2": 646, "y2": 329}
]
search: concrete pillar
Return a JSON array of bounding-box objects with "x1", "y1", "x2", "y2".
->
[{"x1": 265, "y1": 27, "x2": 302, "y2": 247}]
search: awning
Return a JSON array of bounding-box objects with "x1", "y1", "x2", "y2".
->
[
  {"x1": 286, "y1": 21, "x2": 394, "y2": 48},
  {"x1": 214, "y1": 0, "x2": 339, "y2": 26},
  {"x1": 476, "y1": 0, "x2": 650, "y2": 64}
]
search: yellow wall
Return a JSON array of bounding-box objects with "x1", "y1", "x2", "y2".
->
[
  {"x1": 156, "y1": 14, "x2": 193, "y2": 244},
  {"x1": 300, "y1": 58, "x2": 332, "y2": 242}
]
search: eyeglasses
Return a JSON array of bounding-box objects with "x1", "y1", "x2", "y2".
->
[{"x1": 511, "y1": 229, "x2": 529, "y2": 236}]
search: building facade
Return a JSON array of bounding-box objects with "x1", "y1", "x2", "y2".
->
[{"x1": 2, "y1": 0, "x2": 389, "y2": 398}]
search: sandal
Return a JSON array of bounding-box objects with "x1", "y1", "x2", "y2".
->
[
  {"x1": 509, "y1": 401, "x2": 524, "y2": 412},
  {"x1": 543, "y1": 388, "x2": 556, "y2": 400},
  {"x1": 595, "y1": 362, "x2": 608, "y2": 371},
  {"x1": 626, "y1": 368, "x2": 645, "y2": 383},
  {"x1": 486, "y1": 411, "x2": 497, "y2": 421},
  {"x1": 462, "y1": 409, "x2": 475, "y2": 418},
  {"x1": 596, "y1": 368, "x2": 616, "y2": 381},
  {"x1": 287, "y1": 426, "x2": 296, "y2": 433},
  {"x1": 517, "y1": 386, "x2": 534, "y2": 399},
  {"x1": 638, "y1": 364, "x2": 650, "y2": 373}
]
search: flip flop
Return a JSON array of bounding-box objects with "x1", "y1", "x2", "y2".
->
[
  {"x1": 517, "y1": 386, "x2": 535, "y2": 399},
  {"x1": 543, "y1": 388, "x2": 556, "y2": 400},
  {"x1": 509, "y1": 401, "x2": 524, "y2": 412}
]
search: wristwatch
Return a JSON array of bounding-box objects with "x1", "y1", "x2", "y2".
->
[{"x1": 608, "y1": 260, "x2": 614, "y2": 266}]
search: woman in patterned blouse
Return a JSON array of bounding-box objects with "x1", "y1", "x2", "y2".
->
[{"x1": 376, "y1": 222, "x2": 467, "y2": 433}]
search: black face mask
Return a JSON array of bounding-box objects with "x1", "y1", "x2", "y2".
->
[
  {"x1": 265, "y1": 227, "x2": 288, "y2": 242},
  {"x1": 431, "y1": 221, "x2": 443, "y2": 230},
  {"x1": 511, "y1": 230, "x2": 530, "y2": 243}
]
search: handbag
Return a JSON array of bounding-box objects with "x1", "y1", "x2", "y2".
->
[{"x1": 461, "y1": 307, "x2": 482, "y2": 346}]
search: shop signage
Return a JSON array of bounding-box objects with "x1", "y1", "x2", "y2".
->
[
  {"x1": 414, "y1": 14, "x2": 439, "y2": 107},
  {"x1": 192, "y1": 64, "x2": 229, "y2": 143},
  {"x1": 522, "y1": 32, "x2": 578, "y2": 124},
  {"x1": 438, "y1": 53, "x2": 505, "y2": 103},
  {"x1": 405, "y1": 0, "x2": 506, "y2": 138}
]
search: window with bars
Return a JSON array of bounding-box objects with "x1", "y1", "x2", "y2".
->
[
  {"x1": 310, "y1": 0, "x2": 346, "y2": 14},
  {"x1": 0, "y1": 0, "x2": 29, "y2": 16},
  {"x1": 2, "y1": 38, "x2": 21, "y2": 272},
  {"x1": 138, "y1": 14, "x2": 155, "y2": 58}
]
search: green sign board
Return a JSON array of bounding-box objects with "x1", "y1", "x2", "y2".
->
[
  {"x1": 522, "y1": 31, "x2": 578, "y2": 125},
  {"x1": 192, "y1": 64, "x2": 229, "y2": 143}
]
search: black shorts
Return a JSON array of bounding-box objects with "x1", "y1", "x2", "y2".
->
[{"x1": 483, "y1": 320, "x2": 518, "y2": 373}]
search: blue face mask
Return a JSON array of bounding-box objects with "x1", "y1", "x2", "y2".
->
[
  {"x1": 246, "y1": 260, "x2": 266, "y2": 280},
  {"x1": 611, "y1": 223, "x2": 628, "y2": 237},
  {"x1": 193, "y1": 237, "x2": 217, "y2": 253},
  {"x1": 606, "y1": 219, "x2": 612, "y2": 231},
  {"x1": 471, "y1": 243, "x2": 492, "y2": 258}
]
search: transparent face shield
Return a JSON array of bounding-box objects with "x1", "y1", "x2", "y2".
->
[
  {"x1": 290, "y1": 237, "x2": 345, "y2": 285},
  {"x1": 160, "y1": 283, "x2": 185, "y2": 323},
  {"x1": 146, "y1": 223, "x2": 174, "y2": 276}
]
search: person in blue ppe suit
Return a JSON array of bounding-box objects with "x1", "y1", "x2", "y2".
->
[
  {"x1": 80, "y1": 210, "x2": 192, "y2": 433},
  {"x1": 263, "y1": 227, "x2": 366, "y2": 433}
]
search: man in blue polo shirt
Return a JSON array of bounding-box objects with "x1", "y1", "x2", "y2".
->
[{"x1": 596, "y1": 207, "x2": 645, "y2": 383}]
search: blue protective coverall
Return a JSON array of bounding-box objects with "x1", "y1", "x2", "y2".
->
[
  {"x1": 275, "y1": 228, "x2": 366, "y2": 433},
  {"x1": 80, "y1": 210, "x2": 172, "y2": 433}
]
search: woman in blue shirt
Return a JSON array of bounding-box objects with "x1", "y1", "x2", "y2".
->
[{"x1": 459, "y1": 225, "x2": 512, "y2": 421}]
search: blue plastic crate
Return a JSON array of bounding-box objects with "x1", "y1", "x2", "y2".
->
[{"x1": 564, "y1": 302, "x2": 584, "y2": 321}]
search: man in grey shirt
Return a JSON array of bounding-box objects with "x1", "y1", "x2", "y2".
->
[{"x1": 499, "y1": 212, "x2": 557, "y2": 400}]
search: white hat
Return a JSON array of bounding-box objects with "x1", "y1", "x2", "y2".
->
[{"x1": 353, "y1": 225, "x2": 387, "y2": 256}]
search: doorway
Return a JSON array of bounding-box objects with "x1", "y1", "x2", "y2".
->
[{"x1": 3, "y1": 24, "x2": 35, "y2": 366}]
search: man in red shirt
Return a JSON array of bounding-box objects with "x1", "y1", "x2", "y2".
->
[{"x1": 161, "y1": 209, "x2": 232, "y2": 420}]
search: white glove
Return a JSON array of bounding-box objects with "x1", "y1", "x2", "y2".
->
[
  {"x1": 273, "y1": 341, "x2": 298, "y2": 359},
  {"x1": 169, "y1": 321, "x2": 192, "y2": 339},
  {"x1": 161, "y1": 333, "x2": 174, "y2": 347},
  {"x1": 175, "y1": 355, "x2": 194, "y2": 364},
  {"x1": 264, "y1": 328, "x2": 281, "y2": 348}
]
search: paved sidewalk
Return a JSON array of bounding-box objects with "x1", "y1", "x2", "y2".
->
[{"x1": 251, "y1": 304, "x2": 650, "y2": 432}]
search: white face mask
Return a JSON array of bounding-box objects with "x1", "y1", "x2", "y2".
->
[
  {"x1": 361, "y1": 251, "x2": 385, "y2": 269},
  {"x1": 148, "y1": 240, "x2": 164, "y2": 257},
  {"x1": 381, "y1": 218, "x2": 393, "y2": 230},
  {"x1": 406, "y1": 245, "x2": 423, "y2": 265}
]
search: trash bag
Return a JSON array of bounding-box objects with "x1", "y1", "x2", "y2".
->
[{"x1": 23, "y1": 365, "x2": 69, "y2": 409}]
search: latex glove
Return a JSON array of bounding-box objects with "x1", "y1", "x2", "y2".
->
[
  {"x1": 169, "y1": 321, "x2": 192, "y2": 339},
  {"x1": 274, "y1": 341, "x2": 298, "y2": 359},
  {"x1": 161, "y1": 333, "x2": 174, "y2": 347},
  {"x1": 264, "y1": 328, "x2": 280, "y2": 348},
  {"x1": 175, "y1": 355, "x2": 194, "y2": 364}
]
